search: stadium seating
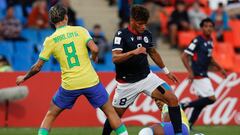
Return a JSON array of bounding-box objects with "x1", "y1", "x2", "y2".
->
[
  {"x1": 21, "y1": 28, "x2": 39, "y2": 43},
  {"x1": 38, "y1": 29, "x2": 54, "y2": 43},
  {"x1": 12, "y1": 54, "x2": 32, "y2": 71},
  {"x1": 0, "y1": 0, "x2": 6, "y2": 19},
  {"x1": 76, "y1": 18, "x2": 85, "y2": 27},
  {"x1": 213, "y1": 42, "x2": 234, "y2": 70},
  {"x1": 0, "y1": 41, "x2": 14, "y2": 64},
  {"x1": 14, "y1": 41, "x2": 35, "y2": 56},
  {"x1": 178, "y1": 31, "x2": 196, "y2": 48},
  {"x1": 14, "y1": 5, "x2": 26, "y2": 24},
  {"x1": 223, "y1": 30, "x2": 240, "y2": 48},
  {"x1": 232, "y1": 54, "x2": 240, "y2": 72}
]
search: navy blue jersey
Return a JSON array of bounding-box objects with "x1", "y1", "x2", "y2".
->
[
  {"x1": 112, "y1": 28, "x2": 154, "y2": 83},
  {"x1": 184, "y1": 35, "x2": 213, "y2": 77}
]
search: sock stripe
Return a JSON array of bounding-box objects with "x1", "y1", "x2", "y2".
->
[
  {"x1": 38, "y1": 128, "x2": 49, "y2": 135},
  {"x1": 115, "y1": 124, "x2": 128, "y2": 135}
]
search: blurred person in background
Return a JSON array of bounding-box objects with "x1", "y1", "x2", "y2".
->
[
  {"x1": 1, "y1": 6, "x2": 26, "y2": 41},
  {"x1": 107, "y1": 0, "x2": 116, "y2": 6},
  {"x1": 92, "y1": 24, "x2": 109, "y2": 64},
  {"x1": 168, "y1": 1, "x2": 190, "y2": 49},
  {"x1": 210, "y1": 2, "x2": 230, "y2": 41},
  {"x1": 27, "y1": 0, "x2": 49, "y2": 29},
  {"x1": 226, "y1": 0, "x2": 240, "y2": 19},
  {"x1": 144, "y1": 0, "x2": 164, "y2": 43},
  {"x1": 60, "y1": 0, "x2": 76, "y2": 26},
  {"x1": 188, "y1": 2, "x2": 207, "y2": 30},
  {"x1": 0, "y1": 55, "x2": 13, "y2": 72},
  {"x1": 118, "y1": 0, "x2": 130, "y2": 28},
  {"x1": 6, "y1": 0, "x2": 35, "y2": 18},
  {"x1": 181, "y1": 18, "x2": 227, "y2": 130},
  {"x1": 138, "y1": 99, "x2": 189, "y2": 135}
]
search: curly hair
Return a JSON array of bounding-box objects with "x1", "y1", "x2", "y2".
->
[
  {"x1": 131, "y1": 5, "x2": 149, "y2": 22},
  {"x1": 49, "y1": 4, "x2": 67, "y2": 24},
  {"x1": 200, "y1": 18, "x2": 215, "y2": 28}
]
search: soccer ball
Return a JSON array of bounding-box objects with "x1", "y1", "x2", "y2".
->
[{"x1": 194, "y1": 133, "x2": 205, "y2": 135}]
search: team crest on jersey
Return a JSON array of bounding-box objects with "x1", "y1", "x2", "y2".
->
[{"x1": 144, "y1": 36, "x2": 149, "y2": 43}]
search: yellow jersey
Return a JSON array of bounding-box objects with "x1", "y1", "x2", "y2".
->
[
  {"x1": 162, "y1": 104, "x2": 190, "y2": 131},
  {"x1": 39, "y1": 25, "x2": 99, "y2": 90}
]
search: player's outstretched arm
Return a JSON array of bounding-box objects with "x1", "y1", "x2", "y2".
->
[
  {"x1": 148, "y1": 48, "x2": 179, "y2": 83},
  {"x1": 16, "y1": 59, "x2": 45, "y2": 85},
  {"x1": 181, "y1": 52, "x2": 194, "y2": 83},
  {"x1": 148, "y1": 48, "x2": 166, "y2": 68}
]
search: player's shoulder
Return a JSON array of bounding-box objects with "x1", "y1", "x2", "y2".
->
[
  {"x1": 143, "y1": 29, "x2": 152, "y2": 36},
  {"x1": 43, "y1": 36, "x2": 52, "y2": 44},
  {"x1": 68, "y1": 26, "x2": 88, "y2": 32},
  {"x1": 114, "y1": 28, "x2": 128, "y2": 37},
  {"x1": 191, "y1": 35, "x2": 202, "y2": 44}
]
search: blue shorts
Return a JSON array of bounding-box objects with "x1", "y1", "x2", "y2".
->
[
  {"x1": 161, "y1": 122, "x2": 189, "y2": 135},
  {"x1": 52, "y1": 82, "x2": 109, "y2": 109}
]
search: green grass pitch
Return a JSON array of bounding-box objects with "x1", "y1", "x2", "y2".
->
[{"x1": 0, "y1": 126, "x2": 239, "y2": 135}]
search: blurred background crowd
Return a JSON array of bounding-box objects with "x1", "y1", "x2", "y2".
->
[{"x1": 0, "y1": 0, "x2": 239, "y2": 73}]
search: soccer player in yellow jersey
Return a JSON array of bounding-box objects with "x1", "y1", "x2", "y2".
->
[
  {"x1": 16, "y1": 4, "x2": 128, "y2": 135},
  {"x1": 138, "y1": 99, "x2": 189, "y2": 135}
]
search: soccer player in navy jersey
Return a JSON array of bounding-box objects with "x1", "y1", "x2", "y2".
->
[
  {"x1": 102, "y1": 5, "x2": 183, "y2": 135},
  {"x1": 181, "y1": 18, "x2": 227, "y2": 130}
]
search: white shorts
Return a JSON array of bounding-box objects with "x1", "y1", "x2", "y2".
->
[
  {"x1": 191, "y1": 77, "x2": 215, "y2": 97},
  {"x1": 112, "y1": 72, "x2": 167, "y2": 108}
]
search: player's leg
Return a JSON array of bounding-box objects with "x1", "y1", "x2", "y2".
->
[
  {"x1": 151, "y1": 87, "x2": 182, "y2": 135},
  {"x1": 84, "y1": 82, "x2": 128, "y2": 135},
  {"x1": 38, "y1": 86, "x2": 82, "y2": 135},
  {"x1": 38, "y1": 102, "x2": 64, "y2": 135},
  {"x1": 181, "y1": 96, "x2": 216, "y2": 110},
  {"x1": 142, "y1": 72, "x2": 182, "y2": 135},
  {"x1": 181, "y1": 78, "x2": 216, "y2": 129},
  {"x1": 102, "y1": 81, "x2": 141, "y2": 135},
  {"x1": 101, "y1": 101, "x2": 128, "y2": 135},
  {"x1": 102, "y1": 107, "x2": 127, "y2": 135}
]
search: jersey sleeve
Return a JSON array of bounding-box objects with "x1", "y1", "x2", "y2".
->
[
  {"x1": 112, "y1": 30, "x2": 124, "y2": 51},
  {"x1": 82, "y1": 28, "x2": 93, "y2": 45},
  {"x1": 147, "y1": 31, "x2": 155, "y2": 48},
  {"x1": 184, "y1": 37, "x2": 198, "y2": 56},
  {"x1": 39, "y1": 37, "x2": 53, "y2": 61}
]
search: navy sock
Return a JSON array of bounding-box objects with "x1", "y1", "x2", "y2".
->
[
  {"x1": 189, "y1": 106, "x2": 205, "y2": 129},
  {"x1": 186, "y1": 97, "x2": 215, "y2": 108},
  {"x1": 168, "y1": 105, "x2": 182, "y2": 134},
  {"x1": 102, "y1": 119, "x2": 113, "y2": 135}
]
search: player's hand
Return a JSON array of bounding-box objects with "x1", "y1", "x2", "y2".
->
[
  {"x1": 90, "y1": 54, "x2": 98, "y2": 63},
  {"x1": 166, "y1": 72, "x2": 179, "y2": 84},
  {"x1": 16, "y1": 76, "x2": 25, "y2": 85},
  {"x1": 188, "y1": 72, "x2": 194, "y2": 84},
  {"x1": 132, "y1": 47, "x2": 147, "y2": 55}
]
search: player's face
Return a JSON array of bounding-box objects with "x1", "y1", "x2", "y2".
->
[
  {"x1": 133, "y1": 20, "x2": 147, "y2": 34},
  {"x1": 155, "y1": 99, "x2": 164, "y2": 111},
  {"x1": 202, "y1": 22, "x2": 214, "y2": 37}
]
